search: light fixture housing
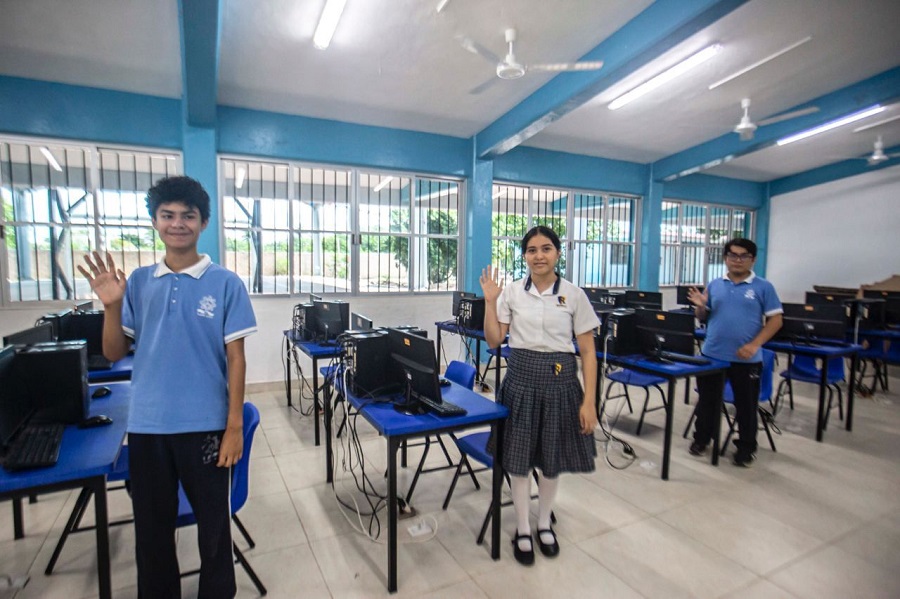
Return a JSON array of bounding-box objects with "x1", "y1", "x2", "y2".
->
[
  {"x1": 313, "y1": 0, "x2": 347, "y2": 50},
  {"x1": 608, "y1": 44, "x2": 721, "y2": 110},
  {"x1": 776, "y1": 105, "x2": 886, "y2": 146}
]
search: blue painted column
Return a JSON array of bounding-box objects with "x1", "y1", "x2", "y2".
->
[
  {"x1": 638, "y1": 173, "x2": 663, "y2": 290},
  {"x1": 183, "y1": 125, "x2": 220, "y2": 262},
  {"x1": 753, "y1": 185, "x2": 772, "y2": 276},
  {"x1": 465, "y1": 149, "x2": 494, "y2": 293}
]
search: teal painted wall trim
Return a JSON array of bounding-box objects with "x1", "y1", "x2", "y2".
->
[
  {"x1": 654, "y1": 67, "x2": 900, "y2": 183},
  {"x1": 768, "y1": 151, "x2": 900, "y2": 196},
  {"x1": 179, "y1": 0, "x2": 222, "y2": 128},
  {"x1": 493, "y1": 146, "x2": 647, "y2": 196},
  {"x1": 0, "y1": 76, "x2": 181, "y2": 148},
  {"x1": 662, "y1": 173, "x2": 765, "y2": 208},
  {"x1": 475, "y1": 0, "x2": 750, "y2": 158},
  {"x1": 465, "y1": 152, "x2": 494, "y2": 293},
  {"x1": 638, "y1": 174, "x2": 664, "y2": 290},
  {"x1": 217, "y1": 106, "x2": 470, "y2": 177},
  {"x1": 753, "y1": 187, "x2": 771, "y2": 276},
  {"x1": 183, "y1": 126, "x2": 220, "y2": 262}
]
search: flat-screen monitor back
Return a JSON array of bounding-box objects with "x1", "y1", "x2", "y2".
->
[
  {"x1": 779, "y1": 303, "x2": 847, "y2": 342},
  {"x1": 634, "y1": 309, "x2": 696, "y2": 356},
  {"x1": 805, "y1": 291, "x2": 853, "y2": 305},
  {"x1": 625, "y1": 290, "x2": 663, "y2": 311},
  {"x1": 387, "y1": 327, "x2": 442, "y2": 407},
  {"x1": 60, "y1": 311, "x2": 104, "y2": 356},
  {"x1": 350, "y1": 312, "x2": 374, "y2": 331},
  {"x1": 863, "y1": 290, "x2": 900, "y2": 325},
  {"x1": 313, "y1": 300, "x2": 350, "y2": 343},
  {"x1": 3, "y1": 322, "x2": 54, "y2": 347},
  {"x1": 0, "y1": 346, "x2": 33, "y2": 447}
]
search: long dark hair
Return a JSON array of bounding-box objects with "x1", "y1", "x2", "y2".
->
[{"x1": 520, "y1": 226, "x2": 561, "y2": 252}]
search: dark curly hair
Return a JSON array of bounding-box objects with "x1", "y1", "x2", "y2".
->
[{"x1": 146, "y1": 176, "x2": 210, "y2": 222}]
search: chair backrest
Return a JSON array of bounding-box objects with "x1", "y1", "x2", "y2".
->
[
  {"x1": 790, "y1": 354, "x2": 845, "y2": 383},
  {"x1": 230, "y1": 401, "x2": 261, "y2": 514},
  {"x1": 444, "y1": 360, "x2": 477, "y2": 390}
]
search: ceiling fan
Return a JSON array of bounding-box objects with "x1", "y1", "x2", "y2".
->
[
  {"x1": 864, "y1": 135, "x2": 900, "y2": 166},
  {"x1": 733, "y1": 98, "x2": 820, "y2": 141},
  {"x1": 458, "y1": 28, "x2": 604, "y2": 94}
]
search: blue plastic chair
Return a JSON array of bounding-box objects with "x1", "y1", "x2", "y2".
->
[
  {"x1": 720, "y1": 349, "x2": 778, "y2": 454},
  {"x1": 602, "y1": 368, "x2": 667, "y2": 436},
  {"x1": 857, "y1": 335, "x2": 899, "y2": 394},
  {"x1": 176, "y1": 402, "x2": 266, "y2": 595},
  {"x1": 775, "y1": 354, "x2": 845, "y2": 427},
  {"x1": 404, "y1": 360, "x2": 477, "y2": 504}
]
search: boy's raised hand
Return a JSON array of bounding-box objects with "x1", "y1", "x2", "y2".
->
[{"x1": 78, "y1": 251, "x2": 126, "y2": 307}]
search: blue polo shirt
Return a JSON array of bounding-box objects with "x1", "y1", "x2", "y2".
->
[
  {"x1": 701, "y1": 272, "x2": 782, "y2": 363},
  {"x1": 121, "y1": 255, "x2": 257, "y2": 434}
]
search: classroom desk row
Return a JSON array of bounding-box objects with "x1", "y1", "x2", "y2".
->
[{"x1": 1, "y1": 381, "x2": 131, "y2": 599}]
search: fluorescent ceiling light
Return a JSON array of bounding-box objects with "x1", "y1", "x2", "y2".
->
[
  {"x1": 608, "y1": 44, "x2": 721, "y2": 110},
  {"x1": 436, "y1": 0, "x2": 451, "y2": 13},
  {"x1": 708, "y1": 36, "x2": 811, "y2": 90},
  {"x1": 853, "y1": 113, "x2": 900, "y2": 133},
  {"x1": 40, "y1": 147, "x2": 62, "y2": 172},
  {"x1": 313, "y1": 0, "x2": 347, "y2": 50},
  {"x1": 776, "y1": 105, "x2": 886, "y2": 146},
  {"x1": 235, "y1": 166, "x2": 246, "y2": 189},
  {"x1": 373, "y1": 176, "x2": 393, "y2": 192}
]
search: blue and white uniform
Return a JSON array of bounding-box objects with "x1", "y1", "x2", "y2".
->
[{"x1": 701, "y1": 273, "x2": 782, "y2": 363}]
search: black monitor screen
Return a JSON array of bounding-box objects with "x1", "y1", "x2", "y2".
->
[
  {"x1": 387, "y1": 327, "x2": 442, "y2": 409},
  {"x1": 452, "y1": 291, "x2": 476, "y2": 317},
  {"x1": 350, "y1": 312, "x2": 374, "y2": 331},
  {"x1": 634, "y1": 309, "x2": 696, "y2": 357},
  {"x1": 312, "y1": 300, "x2": 350, "y2": 343},
  {"x1": 779, "y1": 303, "x2": 847, "y2": 342},
  {"x1": 60, "y1": 311, "x2": 105, "y2": 356},
  {"x1": 0, "y1": 346, "x2": 33, "y2": 447},
  {"x1": 3, "y1": 322, "x2": 54, "y2": 347},
  {"x1": 676, "y1": 285, "x2": 703, "y2": 306},
  {"x1": 625, "y1": 290, "x2": 663, "y2": 311},
  {"x1": 863, "y1": 290, "x2": 900, "y2": 325}
]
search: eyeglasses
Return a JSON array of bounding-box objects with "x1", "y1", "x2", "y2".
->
[{"x1": 725, "y1": 252, "x2": 753, "y2": 261}]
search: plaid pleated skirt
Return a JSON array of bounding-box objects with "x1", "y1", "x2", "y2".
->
[{"x1": 488, "y1": 348, "x2": 596, "y2": 477}]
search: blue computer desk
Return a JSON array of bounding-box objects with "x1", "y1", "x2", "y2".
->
[
  {"x1": 283, "y1": 330, "x2": 342, "y2": 446},
  {"x1": 339, "y1": 376, "x2": 508, "y2": 593},
  {"x1": 601, "y1": 352, "x2": 730, "y2": 481},
  {"x1": 763, "y1": 340, "x2": 862, "y2": 442},
  {"x1": 1, "y1": 382, "x2": 130, "y2": 599},
  {"x1": 87, "y1": 354, "x2": 134, "y2": 383}
]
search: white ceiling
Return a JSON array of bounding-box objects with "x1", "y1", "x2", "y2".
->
[{"x1": 1, "y1": 0, "x2": 898, "y2": 183}]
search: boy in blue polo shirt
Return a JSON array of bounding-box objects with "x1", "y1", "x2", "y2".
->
[
  {"x1": 687, "y1": 238, "x2": 782, "y2": 467},
  {"x1": 79, "y1": 176, "x2": 257, "y2": 597}
]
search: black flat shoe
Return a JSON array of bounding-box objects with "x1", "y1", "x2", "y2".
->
[
  {"x1": 512, "y1": 531, "x2": 535, "y2": 566},
  {"x1": 535, "y1": 527, "x2": 560, "y2": 557}
]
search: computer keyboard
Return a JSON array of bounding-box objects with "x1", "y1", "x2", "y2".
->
[
  {"x1": 657, "y1": 351, "x2": 711, "y2": 366},
  {"x1": 416, "y1": 394, "x2": 468, "y2": 416},
  {"x1": 3, "y1": 423, "x2": 65, "y2": 471}
]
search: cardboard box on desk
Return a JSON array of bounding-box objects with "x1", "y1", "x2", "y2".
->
[{"x1": 13, "y1": 341, "x2": 89, "y2": 424}]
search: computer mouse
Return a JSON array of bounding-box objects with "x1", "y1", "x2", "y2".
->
[
  {"x1": 439, "y1": 377, "x2": 451, "y2": 387},
  {"x1": 78, "y1": 415, "x2": 113, "y2": 428},
  {"x1": 91, "y1": 386, "x2": 112, "y2": 399}
]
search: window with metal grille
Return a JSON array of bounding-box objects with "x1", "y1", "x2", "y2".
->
[
  {"x1": 0, "y1": 136, "x2": 179, "y2": 304},
  {"x1": 492, "y1": 183, "x2": 638, "y2": 287},
  {"x1": 220, "y1": 158, "x2": 462, "y2": 295},
  {"x1": 658, "y1": 199, "x2": 755, "y2": 287}
]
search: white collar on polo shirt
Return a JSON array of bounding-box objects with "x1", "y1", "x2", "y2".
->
[
  {"x1": 154, "y1": 254, "x2": 212, "y2": 279},
  {"x1": 524, "y1": 274, "x2": 561, "y2": 295}
]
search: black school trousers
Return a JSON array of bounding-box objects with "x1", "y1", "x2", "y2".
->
[
  {"x1": 129, "y1": 431, "x2": 235, "y2": 599},
  {"x1": 693, "y1": 361, "x2": 762, "y2": 453}
]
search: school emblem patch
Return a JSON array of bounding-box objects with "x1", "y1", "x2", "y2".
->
[{"x1": 197, "y1": 295, "x2": 217, "y2": 318}]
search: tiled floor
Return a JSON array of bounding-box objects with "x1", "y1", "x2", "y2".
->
[{"x1": 2, "y1": 368, "x2": 900, "y2": 598}]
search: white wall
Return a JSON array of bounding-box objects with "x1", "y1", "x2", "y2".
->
[
  {"x1": 767, "y1": 165, "x2": 900, "y2": 303},
  {"x1": 0, "y1": 294, "x2": 465, "y2": 385}
]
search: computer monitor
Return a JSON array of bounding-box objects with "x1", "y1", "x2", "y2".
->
[
  {"x1": 0, "y1": 346, "x2": 34, "y2": 448},
  {"x1": 625, "y1": 290, "x2": 663, "y2": 311},
  {"x1": 74, "y1": 300, "x2": 93, "y2": 312},
  {"x1": 676, "y1": 285, "x2": 703, "y2": 306},
  {"x1": 312, "y1": 300, "x2": 350, "y2": 343},
  {"x1": 452, "y1": 291, "x2": 476, "y2": 317},
  {"x1": 309, "y1": 293, "x2": 323, "y2": 304},
  {"x1": 778, "y1": 303, "x2": 847, "y2": 343},
  {"x1": 634, "y1": 309, "x2": 696, "y2": 358},
  {"x1": 387, "y1": 327, "x2": 442, "y2": 412},
  {"x1": 863, "y1": 290, "x2": 900, "y2": 326},
  {"x1": 59, "y1": 311, "x2": 104, "y2": 356},
  {"x1": 844, "y1": 298, "x2": 885, "y2": 332},
  {"x1": 581, "y1": 287, "x2": 609, "y2": 304},
  {"x1": 38, "y1": 309, "x2": 73, "y2": 340},
  {"x1": 350, "y1": 312, "x2": 374, "y2": 331},
  {"x1": 2, "y1": 322, "x2": 54, "y2": 347},
  {"x1": 805, "y1": 291, "x2": 854, "y2": 306}
]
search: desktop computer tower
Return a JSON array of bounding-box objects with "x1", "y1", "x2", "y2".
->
[
  {"x1": 605, "y1": 309, "x2": 638, "y2": 356},
  {"x1": 344, "y1": 331, "x2": 402, "y2": 396},
  {"x1": 458, "y1": 297, "x2": 485, "y2": 330},
  {"x1": 14, "y1": 341, "x2": 89, "y2": 424},
  {"x1": 292, "y1": 303, "x2": 314, "y2": 341}
]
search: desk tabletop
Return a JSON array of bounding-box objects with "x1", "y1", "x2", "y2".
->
[
  {"x1": 346, "y1": 380, "x2": 507, "y2": 437},
  {"x1": 764, "y1": 340, "x2": 862, "y2": 357},
  {"x1": 858, "y1": 328, "x2": 900, "y2": 340},
  {"x1": 283, "y1": 330, "x2": 343, "y2": 357},
  {"x1": 1, "y1": 382, "x2": 130, "y2": 493},
  {"x1": 606, "y1": 353, "x2": 730, "y2": 376},
  {"x1": 435, "y1": 320, "x2": 488, "y2": 340},
  {"x1": 88, "y1": 354, "x2": 134, "y2": 382}
]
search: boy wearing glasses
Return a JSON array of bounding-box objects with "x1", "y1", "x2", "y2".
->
[{"x1": 687, "y1": 238, "x2": 782, "y2": 467}]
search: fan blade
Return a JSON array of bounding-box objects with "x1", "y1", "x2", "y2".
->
[
  {"x1": 739, "y1": 129, "x2": 755, "y2": 141},
  {"x1": 456, "y1": 35, "x2": 501, "y2": 65},
  {"x1": 757, "y1": 106, "x2": 819, "y2": 126},
  {"x1": 469, "y1": 76, "x2": 500, "y2": 95},
  {"x1": 529, "y1": 60, "x2": 604, "y2": 72}
]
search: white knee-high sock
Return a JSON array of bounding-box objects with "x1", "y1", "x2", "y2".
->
[
  {"x1": 537, "y1": 475, "x2": 559, "y2": 544},
  {"x1": 509, "y1": 475, "x2": 532, "y2": 550}
]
